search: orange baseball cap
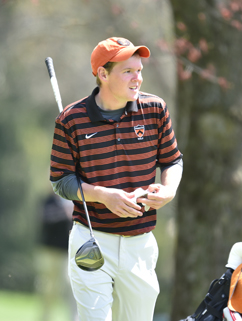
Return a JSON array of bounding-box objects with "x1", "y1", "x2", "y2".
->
[
  {"x1": 228, "y1": 263, "x2": 242, "y2": 313},
  {"x1": 91, "y1": 37, "x2": 150, "y2": 76}
]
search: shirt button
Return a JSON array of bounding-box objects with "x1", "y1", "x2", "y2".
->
[
  {"x1": 117, "y1": 138, "x2": 121, "y2": 142},
  {"x1": 116, "y1": 124, "x2": 119, "y2": 127}
]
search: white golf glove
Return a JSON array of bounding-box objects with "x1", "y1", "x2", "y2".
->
[{"x1": 131, "y1": 187, "x2": 150, "y2": 212}]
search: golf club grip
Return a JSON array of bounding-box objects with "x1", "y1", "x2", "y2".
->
[
  {"x1": 45, "y1": 57, "x2": 56, "y2": 78},
  {"x1": 45, "y1": 57, "x2": 63, "y2": 112}
]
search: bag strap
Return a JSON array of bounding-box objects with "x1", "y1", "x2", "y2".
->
[{"x1": 192, "y1": 269, "x2": 232, "y2": 320}]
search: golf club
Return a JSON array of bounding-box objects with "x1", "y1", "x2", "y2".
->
[{"x1": 45, "y1": 57, "x2": 104, "y2": 271}]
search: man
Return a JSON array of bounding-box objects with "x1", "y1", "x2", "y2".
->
[{"x1": 50, "y1": 37, "x2": 183, "y2": 321}]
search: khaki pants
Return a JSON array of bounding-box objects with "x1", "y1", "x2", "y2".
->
[{"x1": 68, "y1": 223, "x2": 160, "y2": 321}]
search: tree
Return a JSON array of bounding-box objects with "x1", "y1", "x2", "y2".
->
[{"x1": 170, "y1": 1, "x2": 242, "y2": 319}]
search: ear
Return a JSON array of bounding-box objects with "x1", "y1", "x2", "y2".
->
[{"x1": 97, "y1": 67, "x2": 108, "y2": 82}]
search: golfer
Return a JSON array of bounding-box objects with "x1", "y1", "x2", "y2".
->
[{"x1": 50, "y1": 37, "x2": 183, "y2": 321}]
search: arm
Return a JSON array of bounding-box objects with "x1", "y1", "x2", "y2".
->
[
  {"x1": 52, "y1": 174, "x2": 143, "y2": 218},
  {"x1": 78, "y1": 183, "x2": 143, "y2": 218},
  {"x1": 137, "y1": 159, "x2": 183, "y2": 210},
  {"x1": 137, "y1": 99, "x2": 183, "y2": 210}
]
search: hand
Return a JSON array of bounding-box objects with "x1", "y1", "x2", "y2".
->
[
  {"x1": 100, "y1": 188, "x2": 143, "y2": 218},
  {"x1": 136, "y1": 184, "x2": 176, "y2": 210}
]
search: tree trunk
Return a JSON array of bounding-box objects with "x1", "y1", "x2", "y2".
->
[{"x1": 171, "y1": 0, "x2": 242, "y2": 319}]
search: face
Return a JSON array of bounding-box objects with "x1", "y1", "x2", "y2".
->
[{"x1": 103, "y1": 55, "x2": 143, "y2": 108}]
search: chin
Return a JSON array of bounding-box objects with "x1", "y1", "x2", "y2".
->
[{"x1": 129, "y1": 92, "x2": 139, "y2": 101}]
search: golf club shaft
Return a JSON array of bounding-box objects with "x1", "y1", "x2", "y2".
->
[
  {"x1": 45, "y1": 57, "x2": 94, "y2": 238},
  {"x1": 77, "y1": 181, "x2": 94, "y2": 238},
  {"x1": 45, "y1": 57, "x2": 63, "y2": 112}
]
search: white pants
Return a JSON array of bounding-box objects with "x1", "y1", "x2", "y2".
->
[{"x1": 68, "y1": 223, "x2": 160, "y2": 321}]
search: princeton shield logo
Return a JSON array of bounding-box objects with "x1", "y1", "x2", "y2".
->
[{"x1": 134, "y1": 125, "x2": 145, "y2": 139}]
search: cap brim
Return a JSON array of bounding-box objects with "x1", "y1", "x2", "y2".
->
[{"x1": 109, "y1": 46, "x2": 150, "y2": 62}]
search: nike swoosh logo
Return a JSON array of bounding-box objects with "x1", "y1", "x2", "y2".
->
[{"x1": 85, "y1": 132, "x2": 98, "y2": 139}]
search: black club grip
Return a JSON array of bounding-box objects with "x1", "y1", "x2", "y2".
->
[{"x1": 45, "y1": 57, "x2": 56, "y2": 78}]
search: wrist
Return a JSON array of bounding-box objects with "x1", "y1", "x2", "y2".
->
[
  {"x1": 93, "y1": 185, "x2": 107, "y2": 204},
  {"x1": 77, "y1": 183, "x2": 106, "y2": 203}
]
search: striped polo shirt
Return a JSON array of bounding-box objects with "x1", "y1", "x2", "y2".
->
[{"x1": 50, "y1": 87, "x2": 182, "y2": 236}]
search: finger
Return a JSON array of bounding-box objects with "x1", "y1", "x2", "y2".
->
[
  {"x1": 147, "y1": 185, "x2": 159, "y2": 193},
  {"x1": 136, "y1": 196, "x2": 148, "y2": 203},
  {"x1": 113, "y1": 201, "x2": 142, "y2": 216},
  {"x1": 125, "y1": 192, "x2": 136, "y2": 199},
  {"x1": 147, "y1": 192, "x2": 163, "y2": 201},
  {"x1": 116, "y1": 211, "x2": 129, "y2": 218},
  {"x1": 125, "y1": 199, "x2": 142, "y2": 211},
  {"x1": 115, "y1": 210, "x2": 141, "y2": 218},
  {"x1": 121, "y1": 204, "x2": 143, "y2": 217}
]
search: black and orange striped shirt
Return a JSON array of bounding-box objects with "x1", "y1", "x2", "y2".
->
[{"x1": 50, "y1": 87, "x2": 182, "y2": 236}]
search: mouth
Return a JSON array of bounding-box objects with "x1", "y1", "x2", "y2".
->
[{"x1": 129, "y1": 85, "x2": 139, "y2": 91}]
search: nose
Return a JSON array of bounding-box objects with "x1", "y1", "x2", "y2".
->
[{"x1": 132, "y1": 71, "x2": 143, "y2": 82}]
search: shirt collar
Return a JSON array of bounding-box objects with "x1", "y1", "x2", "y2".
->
[{"x1": 86, "y1": 87, "x2": 138, "y2": 122}]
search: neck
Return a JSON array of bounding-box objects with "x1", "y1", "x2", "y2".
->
[{"x1": 95, "y1": 88, "x2": 127, "y2": 111}]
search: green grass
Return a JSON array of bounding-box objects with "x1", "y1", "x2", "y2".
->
[
  {"x1": 0, "y1": 290, "x2": 73, "y2": 321},
  {"x1": 0, "y1": 290, "x2": 167, "y2": 321}
]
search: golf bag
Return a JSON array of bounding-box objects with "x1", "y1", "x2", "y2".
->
[
  {"x1": 223, "y1": 262, "x2": 242, "y2": 321},
  {"x1": 223, "y1": 307, "x2": 242, "y2": 321},
  {"x1": 181, "y1": 268, "x2": 233, "y2": 321}
]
